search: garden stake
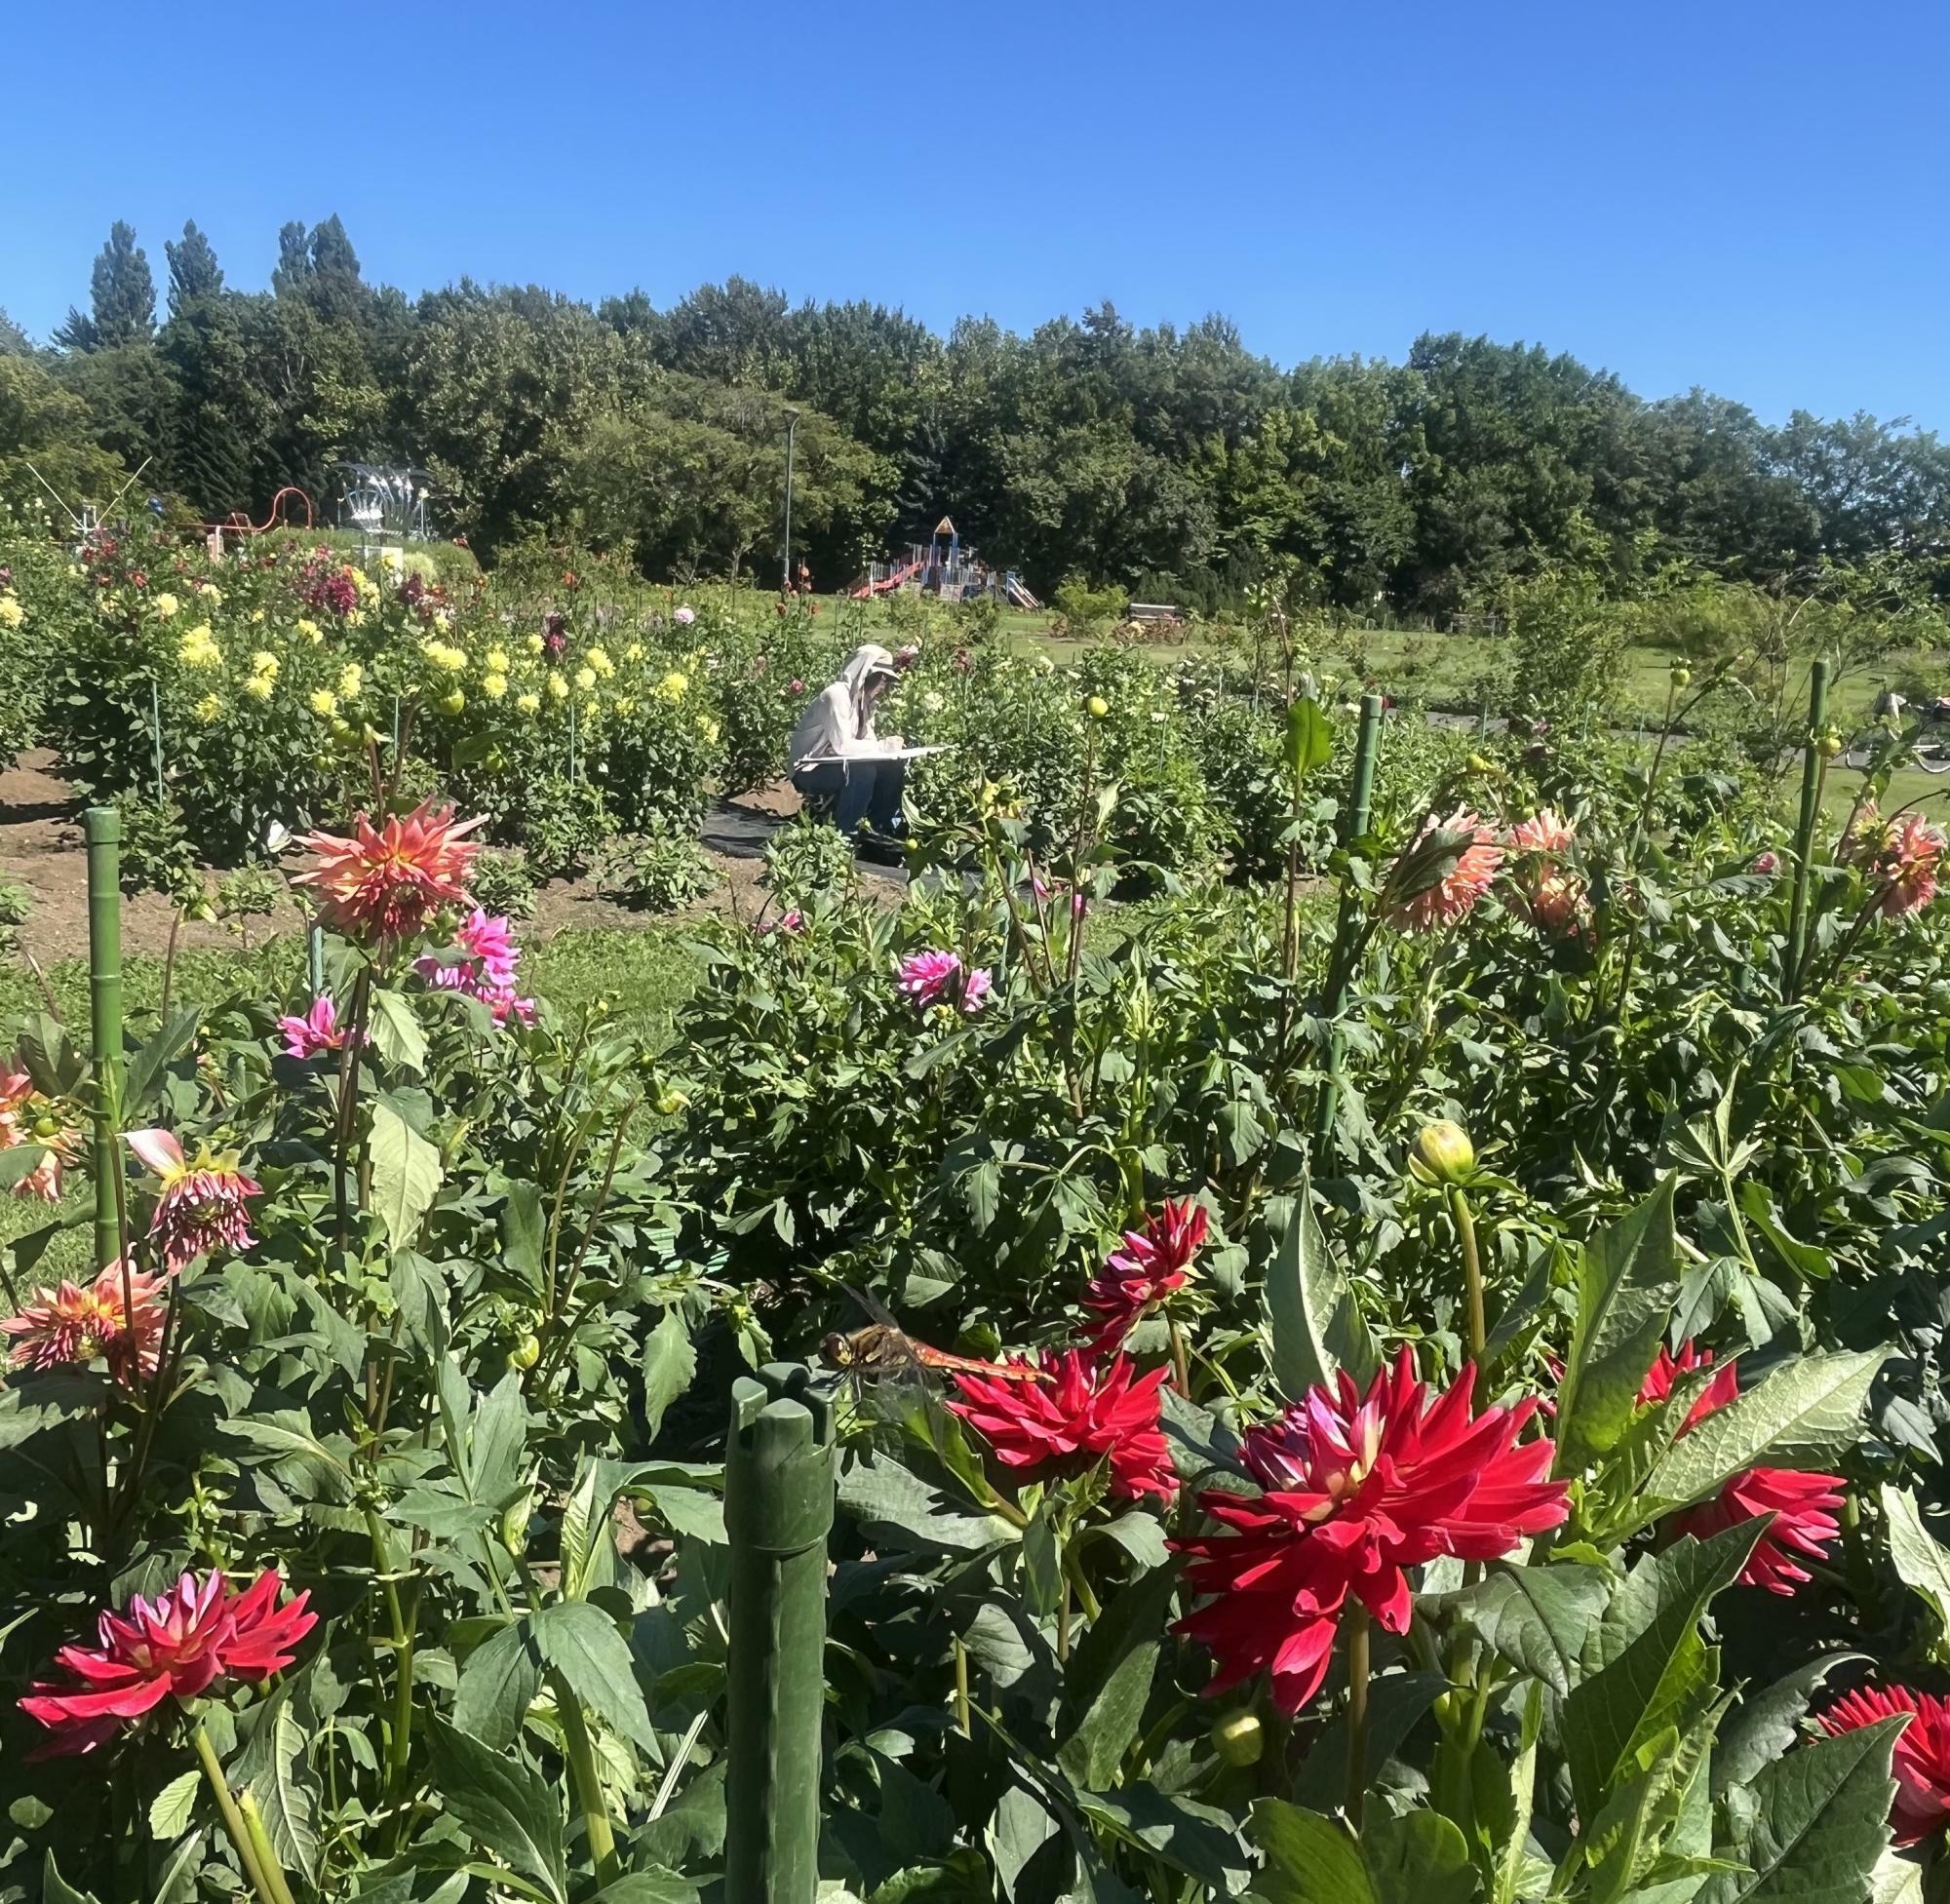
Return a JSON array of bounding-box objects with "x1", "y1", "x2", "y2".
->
[
  {"x1": 307, "y1": 920, "x2": 326, "y2": 997},
  {"x1": 149, "y1": 679, "x2": 166, "y2": 802},
  {"x1": 1311, "y1": 694, "x2": 1384, "y2": 1163},
  {"x1": 725, "y1": 1363, "x2": 837, "y2": 1904},
  {"x1": 1786, "y1": 659, "x2": 1830, "y2": 994},
  {"x1": 84, "y1": 805, "x2": 123, "y2": 1274}
]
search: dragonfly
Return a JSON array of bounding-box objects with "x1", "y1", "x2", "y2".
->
[{"x1": 818, "y1": 1283, "x2": 1045, "y2": 1389}]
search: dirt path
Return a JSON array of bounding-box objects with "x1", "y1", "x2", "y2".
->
[{"x1": 0, "y1": 758, "x2": 885, "y2": 964}]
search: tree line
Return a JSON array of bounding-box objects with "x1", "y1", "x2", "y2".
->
[{"x1": 5, "y1": 214, "x2": 1950, "y2": 612}]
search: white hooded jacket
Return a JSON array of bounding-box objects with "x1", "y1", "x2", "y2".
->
[{"x1": 788, "y1": 643, "x2": 899, "y2": 770}]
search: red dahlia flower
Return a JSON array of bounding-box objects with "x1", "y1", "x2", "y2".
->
[
  {"x1": 1084, "y1": 1198, "x2": 1207, "y2": 1349},
  {"x1": 20, "y1": 1569, "x2": 315, "y2": 1757},
  {"x1": 292, "y1": 799, "x2": 483, "y2": 951},
  {"x1": 948, "y1": 1350, "x2": 1176, "y2": 1502},
  {"x1": 1643, "y1": 1341, "x2": 1844, "y2": 1595},
  {"x1": 1822, "y1": 1685, "x2": 1950, "y2": 1845},
  {"x1": 1176, "y1": 1351, "x2": 1569, "y2": 1714}
]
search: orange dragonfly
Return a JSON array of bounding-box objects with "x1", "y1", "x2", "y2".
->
[{"x1": 818, "y1": 1284, "x2": 1045, "y2": 1388}]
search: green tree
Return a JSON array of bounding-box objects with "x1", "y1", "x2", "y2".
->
[
  {"x1": 164, "y1": 221, "x2": 225, "y2": 317},
  {"x1": 55, "y1": 221, "x2": 155, "y2": 352}
]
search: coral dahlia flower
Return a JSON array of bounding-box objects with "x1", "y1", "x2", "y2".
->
[
  {"x1": 897, "y1": 950, "x2": 992, "y2": 1014},
  {"x1": 1880, "y1": 814, "x2": 1945, "y2": 920},
  {"x1": 1176, "y1": 1351, "x2": 1569, "y2": 1714},
  {"x1": 277, "y1": 994, "x2": 354, "y2": 1061},
  {"x1": 1639, "y1": 1341, "x2": 1843, "y2": 1595},
  {"x1": 948, "y1": 1350, "x2": 1176, "y2": 1502},
  {"x1": 2, "y1": 1259, "x2": 169, "y2": 1384},
  {"x1": 1507, "y1": 808, "x2": 1577, "y2": 857},
  {"x1": 292, "y1": 799, "x2": 483, "y2": 951},
  {"x1": 1821, "y1": 1685, "x2": 1950, "y2": 1846},
  {"x1": 20, "y1": 1570, "x2": 316, "y2": 1757},
  {"x1": 0, "y1": 1069, "x2": 80, "y2": 1202},
  {"x1": 126, "y1": 1129, "x2": 261, "y2": 1270},
  {"x1": 1385, "y1": 809, "x2": 1503, "y2": 933},
  {"x1": 1084, "y1": 1198, "x2": 1207, "y2": 1349}
]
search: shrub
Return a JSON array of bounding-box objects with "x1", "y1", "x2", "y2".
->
[
  {"x1": 597, "y1": 822, "x2": 717, "y2": 912},
  {"x1": 1051, "y1": 574, "x2": 1125, "y2": 639}
]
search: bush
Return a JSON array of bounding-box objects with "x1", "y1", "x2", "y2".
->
[
  {"x1": 1051, "y1": 574, "x2": 1125, "y2": 639},
  {"x1": 518, "y1": 773, "x2": 611, "y2": 879},
  {"x1": 597, "y1": 822, "x2": 717, "y2": 912},
  {"x1": 470, "y1": 845, "x2": 539, "y2": 919}
]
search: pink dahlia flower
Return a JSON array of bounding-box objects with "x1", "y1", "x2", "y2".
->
[
  {"x1": 2, "y1": 1259, "x2": 169, "y2": 1384},
  {"x1": 126, "y1": 1129, "x2": 261, "y2": 1270},
  {"x1": 897, "y1": 950, "x2": 991, "y2": 1013},
  {"x1": 1385, "y1": 809, "x2": 1503, "y2": 933},
  {"x1": 277, "y1": 994, "x2": 354, "y2": 1061}
]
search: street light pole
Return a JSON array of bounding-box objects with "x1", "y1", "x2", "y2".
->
[{"x1": 781, "y1": 408, "x2": 801, "y2": 593}]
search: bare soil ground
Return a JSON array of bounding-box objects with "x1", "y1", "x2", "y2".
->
[{"x1": 0, "y1": 758, "x2": 868, "y2": 964}]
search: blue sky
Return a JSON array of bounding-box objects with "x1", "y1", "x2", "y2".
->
[{"x1": 8, "y1": 0, "x2": 1949, "y2": 427}]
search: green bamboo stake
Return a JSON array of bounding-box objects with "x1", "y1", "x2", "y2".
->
[
  {"x1": 724, "y1": 1363, "x2": 837, "y2": 1904},
  {"x1": 83, "y1": 807, "x2": 124, "y2": 1273},
  {"x1": 1786, "y1": 659, "x2": 1830, "y2": 996},
  {"x1": 1311, "y1": 694, "x2": 1384, "y2": 1161}
]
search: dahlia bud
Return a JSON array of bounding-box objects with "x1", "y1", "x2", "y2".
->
[
  {"x1": 1817, "y1": 733, "x2": 1843, "y2": 758},
  {"x1": 1086, "y1": 695, "x2": 1110, "y2": 719},
  {"x1": 499, "y1": 1492, "x2": 532, "y2": 1557},
  {"x1": 1210, "y1": 1711, "x2": 1264, "y2": 1767},
  {"x1": 440, "y1": 690, "x2": 466, "y2": 716},
  {"x1": 1669, "y1": 666, "x2": 1693, "y2": 689},
  {"x1": 1411, "y1": 1119, "x2": 1475, "y2": 1186},
  {"x1": 655, "y1": 1088, "x2": 690, "y2": 1116},
  {"x1": 506, "y1": 1333, "x2": 541, "y2": 1372}
]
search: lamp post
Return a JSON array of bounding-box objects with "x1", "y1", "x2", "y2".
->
[{"x1": 781, "y1": 408, "x2": 801, "y2": 592}]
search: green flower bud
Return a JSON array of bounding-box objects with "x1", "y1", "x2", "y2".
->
[
  {"x1": 1669, "y1": 666, "x2": 1693, "y2": 689},
  {"x1": 1086, "y1": 695, "x2": 1110, "y2": 719},
  {"x1": 1211, "y1": 1710, "x2": 1264, "y2": 1767},
  {"x1": 1411, "y1": 1119, "x2": 1475, "y2": 1186}
]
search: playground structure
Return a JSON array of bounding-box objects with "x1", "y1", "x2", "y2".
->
[
  {"x1": 852, "y1": 516, "x2": 1042, "y2": 610},
  {"x1": 200, "y1": 486, "x2": 314, "y2": 552}
]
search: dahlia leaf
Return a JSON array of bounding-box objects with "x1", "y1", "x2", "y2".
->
[
  {"x1": 1076, "y1": 1784, "x2": 1249, "y2": 1892},
  {"x1": 38, "y1": 1854, "x2": 101, "y2": 1904},
  {"x1": 453, "y1": 1617, "x2": 540, "y2": 1752},
  {"x1": 1566, "y1": 1523, "x2": 1758, "y2": 1823},
  {"x1": 838, "y1": 1452, "x2": 1020, "y2": 1554},
  {"x1": 367, "y1": 987, "x2": 428, "y2": 1074},
  {"x1": 1643, "y1": 1349, "x2": 1885, "y2": 1512},
  {"x1": 1883, "y1": 1485, "x2": 1950, "y2": 1651},
  {"x1": 234, "y1": 1683, "x2": 321, "y2": 1886},
  {"x1": 369, "y1": 1100, "x2": 443, "y2": 1249},
  {"x1": 1057, "y1": 1562, "x2": 1176, "y2": 1791},
  {"x1": 1448, "y1": 1560, "x2": 1613, "y2": 1698},
  {"x1": 1362, "y1": 1810, "x2": 1477, "y2": 1904},
  {"x1": 1556, "y1": 1176, "x2": 1679, "y2": 1475},
  {"x1": 534, "y1": 1601, "x2": 656, "y2": 1752},
  {"x1": 499, "y1": 1178, "x2": 546, "y2": 1295},
  {"x1": 1248, "y1": 1799, "x2": 1374, "y2": 1904},
  {"x1": 426, "y1": 1714, "x2": 567, "y2": 1904},
  {"x1": 642, "y1": 1305, "x2": 699, "y2": 1443},
  {"x1": 1698, "y1": 1717, "x2": 1900, "y2": 1904},
  {"x1": 145, "y1": 1768, "x2": 200, "y2": 1841},
  {"x1": 123, "y1": 1006, "x2": 203, "y2": 1114},
  {"x1": 1294, "y1": 1673, "x2": 1450, "y2": 1814},
  {"x1": 1715, "y1": 1655, "x2": 1867, "y2": 1798},
  {"x1": 1266, "y1": 1180, "x2": 1378, "y2": 1402}
]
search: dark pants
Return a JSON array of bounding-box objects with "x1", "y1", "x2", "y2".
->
[{"x1": 794, "y1": 758, "x2": 907, "y2": 835}]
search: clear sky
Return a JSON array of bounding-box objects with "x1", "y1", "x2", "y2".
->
[{"x1": 8, "y1": 0, "x2": 1949, "y2": 427}]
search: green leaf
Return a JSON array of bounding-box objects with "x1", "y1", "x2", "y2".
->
[
  {"x1": 368, "y1": 1100, "x2": 443, "y2": 1250},
  {"x1": 368, "y1": 988, "x2": 429, "y2": 1074},
  {"x1": 123, "y1": 1007, "x2": 202, "y2": 1113},
  {"x1": 453, "y1": 1619, "x2": 540, "y2": 1752},
  {"x1": 1644, "y1": 1350, "x2": 1884, "y2": 1510},
  {"x1": 1057, "y1": 1563, "x2": 1176, "y2": 1791},
  {"x1": 500, "y1": 1180, "x2": 545, "y2": 1294},
  {"x1": 147, "y1": 1768, "x2": 200, "y2": 1841},
  {"x1": 1882, "y1": 1485, "x2": 1950, "y2": 1646},
  {"x1": 533, "y1": 1600, "x2": 655, "y2": 1752},
  {"x1": 1700, "y1": 1719, "x2": 1900, "y2": 1904},
  {"x1": 1715, "y1": 1655, "x2": 1865, "y2": 1797},
  {"x1": 1363, "y1": 1810, "x2": 1478, "y2": 1904},
  {"x1": 1294, "y1": 1672, "x2": 1451, "y2": 1814},
  {"x1": 1555, "y1": 1176, "x2": 1678, "y2": 1475},
  {"x1": 425, "y1": 1715, "x2": 567, "y2": 1904},
  {"x1": 1248, "y1": 1800, "x2": 1373, "y2": 1904},
  {"x1": 234, "y1": 1683, "x2": 321, "y2": 1885},
  {"x1": 838, "y1": 1454, "x2": 1019, "y2": 1554},
  {"x1": 1447, "y1": 1561, "x2": 1612, "y2": 1698},
  {"x1": 1565, "y1": 1524, "x2": 1758, "y2": 1823},
  {"x1": 589, "y1": 1872, "x2": 701, "y2": 1904},
  {"x1": 1266, "y1": 1181, "x2": 1378, "y2": 1403},
  {"x1": 1287, "y1": 699, "x2": 1335, "y2": 778},
  {"x1": 642, "y1": 1307, "x2": 698, "y2": 1442},
  {"x1": 39, "y1": 1853, "x2": 102, "y2": 1904}
]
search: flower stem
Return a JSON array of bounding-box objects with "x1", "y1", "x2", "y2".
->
[
  {"x1": 953, "y1": 1635, "x2": 972, "y2": 1737},
  {"x1": 236, "y1": 1791, "x2": 302, "y2": 1904},
  {"x1": 1167, "y1": 1318, "x2": 1191, "y2": 1399},
  {"x1": 193, "y1": 1724, "x2": 287, "y2": 1904},
  {"x1": 552, "y1": 1672, "x2": 620, "y2": 1886},
  {"x1": 1449, "y1": 1185, "x2": 1486, "y2": 1366},
  {"x1": 1345, "y1": 1602, "x2": 1372, "y2": 1832}
]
